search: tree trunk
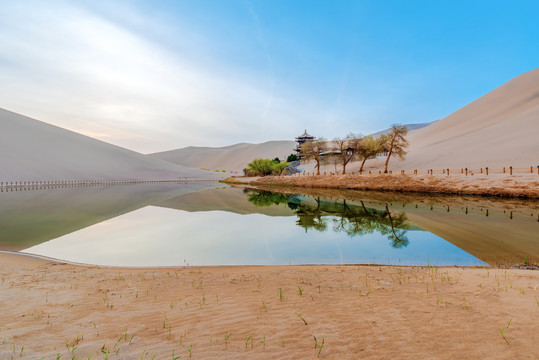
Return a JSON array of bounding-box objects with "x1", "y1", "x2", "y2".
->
[
  {"x1": 359, "y1": 157, "x2": 367, "y2": 172},
  {"x1": 384, "y1": 136, "x2": 396, "y2": 173},
  {"x1": 316, "y1": 158, "x2": 320, "y2": 175},
  {"x1": 384, "y1": 150, "x2": 392, "y2": 173}
]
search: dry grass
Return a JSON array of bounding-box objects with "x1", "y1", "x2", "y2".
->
[{"x1": 224, "y1": 173, "x2": 539, "y2": 199}]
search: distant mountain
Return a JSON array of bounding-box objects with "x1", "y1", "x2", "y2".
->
[
  {"x1": 149, "y1": 140, "x2": 296, "y2": 173},
  {"x1": 0, "y1": 108, "x2": 207, "y2": 181},
  {"x1": 368, "y1": 121, "x2": 436, "y2": 138},
  {"x1": 149, "y1": 122, "x2": 437, "y2": 172}
]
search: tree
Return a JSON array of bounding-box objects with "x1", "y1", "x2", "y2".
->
[
  {"x1": 247, "y1": 158, "x2": 276, "y2": 176},
  {"x1": 286, "y1": 153, "x2": 298, "y2": 162},
  {"x1": 333, "y1": 133, "x2": 361, "y2": 174},
  {"x1": 246, "y1": 158, "x2": 289, "y2": 176},
  {"x1": 381, "y1": 125, "x2": 409, "y2": 173},
  {"x1": 300, "y1": 138, "x2": 327, "y2": 175},
  {"x1": 273, "y1": 161, "x2": 290, "y2": 175},
  {"x1": 273, "y1": 157, "x2": 281, "y2": 163},
  {"x1": 354, "y1": 136, "x2": 384, "y2": 172}
]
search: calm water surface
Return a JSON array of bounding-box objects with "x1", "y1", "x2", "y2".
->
[{"x1": 1, "y1": 183, "x2": 538, "y2": 267}]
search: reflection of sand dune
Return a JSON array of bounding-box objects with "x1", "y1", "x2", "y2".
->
[
  {"x1": 149, "y1": 141, "x2": 295, "y2": 172},
  {"x1": 156, "y1": 187, "x2": 294, "y2": 216},
  {"x1": 0, "y1": 108, "x2": 206, "y2": 181},
  {"x1": 0, "y1": 183, "x2": 214, "y2": 251},
  {"x1": 243, "y1": 185, "x2": 539, "y2": 265},
  {"x1": 405, "y1": 212, "x2": 539, "y2": 265}
]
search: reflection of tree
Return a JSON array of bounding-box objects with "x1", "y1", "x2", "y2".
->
[
  {"x1": 245, "y1": 190, "x2": 410, "y2": 248},
  {"x1": 382, "y1": 204, "x2": 409, "y2": 248},
  {"x1": 295, "y1": 197, "x2": 327, "y2": 232},
  {"x1": 246, "y1": 190, "x2": 290, "y2": 207}
]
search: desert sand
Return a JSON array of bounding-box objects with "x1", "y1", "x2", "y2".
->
[
  {"x1": 0, "y1": 109, "x2": 211, "y2": 182},
  {"x1": 148, "y1": 140, "x2": 296, "y2": 173},
  {"x1": 1, "y1": 252, "x2": 538, "y2": 359},
  {"x1": 319, "y1": 68, "x2": 539, "y2": 175}
]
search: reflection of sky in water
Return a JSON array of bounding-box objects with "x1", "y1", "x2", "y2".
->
[{"x1": 24, "y1": 206, "x2": 486, "y2": 267}]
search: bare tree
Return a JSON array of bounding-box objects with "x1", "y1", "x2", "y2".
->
[
  {"x1": 301, "y1": 137, "x2": 327, "y2": 175},
  {"x1": 333, "y1": 133, "x2": 361, "y2": 174},
  {"x1": 354, "y1": 135, "x2": 384, "y2": 172},
  {"x1": 381, "y1": 125, "x2": 409, "y2": 173}
]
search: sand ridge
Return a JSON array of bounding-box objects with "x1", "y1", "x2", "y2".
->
[{"x1": 0, "y1": 109, "x2": 209, "y2": 182}]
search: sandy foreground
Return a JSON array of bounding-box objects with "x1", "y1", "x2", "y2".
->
[
  {"x1": 1, "y1": 253, "x2": 538, "y2": 359},
  {"x1": 225, "y1": 173, "x2": 539, "y2": 199}
]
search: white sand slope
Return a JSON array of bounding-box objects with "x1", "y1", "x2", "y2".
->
[
  {"x1": 402, "y1": 68, "x2": 539, "y2": 170},
  {"x1": 331, "y1": 68, "x2": 539, "y2": 174},
  {"x1": 149, "y1": 140, "x2": 296, "y2": 173},
  {"x1": 0, "y1": 109, "x2": 208, "y2": 181}
]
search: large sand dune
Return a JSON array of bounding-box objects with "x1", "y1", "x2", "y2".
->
[
  {"x1": 149, "y1": 140, "x2": 296, "y2": 173},
  {"x1": 352, "y1": 68, "x2": 539, "y2": 173},
  {"x1": 0, "y1": 109, "x2": 208, "y2": 181},
  {"x1": 403, "y1": 68, "x2": 539, "y2": 170}
]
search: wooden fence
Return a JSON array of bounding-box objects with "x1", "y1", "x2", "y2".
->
[
  {"x1": 0, "y1": 178, "x2": 221, "y2": 192},
  {"x1": 291, "y1": 165, "x2": 539, "y2": 176}
]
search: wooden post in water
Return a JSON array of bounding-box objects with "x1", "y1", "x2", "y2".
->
[
  {"x1": 480, "y1": 168, "x2": 483, "y2": 174},
  {"x1": 486, "y1": 167, "x2": 488, "y2": 176},
  {"x1": 503, "y1": 167, "x2": 506, "y2": 174},
  {"x1": 447, "y1": 169, "x2": 450, "y2": 176},
  {"x1": 510, "y1": 166, "x2": 512, "y2": 175},
  {"x1": 465, "y1": 168, "x2": 468, "y2": 176}
]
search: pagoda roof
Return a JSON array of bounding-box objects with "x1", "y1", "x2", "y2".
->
[{"x1": 295, "y1": 129, "x2": 315, "y2": 139}]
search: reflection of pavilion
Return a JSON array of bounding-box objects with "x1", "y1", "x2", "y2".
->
[{"x1": 294, "y1": 130, "x2": 315, "y2": 158}]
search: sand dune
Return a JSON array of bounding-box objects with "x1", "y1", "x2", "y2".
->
[
  {"x1": 149, "y1": 140, "x2": 296, "y2": 173},
  {"x1": 149, "y1": 123, "x2": 434, "y2": 173},
  {"x1": 0, "y1": 109, "x2": 208, "y2": 181},
  {"x1": 346, "y1": 68, "x2": 539, "y2": 173}
]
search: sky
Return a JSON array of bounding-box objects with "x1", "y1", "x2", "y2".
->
[{"x1": 0, "y1": 0, "x2": 538, "y2": 153}]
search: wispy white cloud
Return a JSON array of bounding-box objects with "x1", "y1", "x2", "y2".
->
[{"x1": 0, "y1": 0, "x2": 320, "y2": 152}]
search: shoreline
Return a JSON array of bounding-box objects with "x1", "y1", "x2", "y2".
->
[
  {"x1": 1, "y1": 252, "x2": 538, "y2": 359},
  {"x1": 222, "y1": 173, "x2": 539, "y2": 199}
]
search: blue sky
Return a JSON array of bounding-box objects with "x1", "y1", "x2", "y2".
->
[{"x1": 0, "y1": 0, "x2": 537, "y2": 153}]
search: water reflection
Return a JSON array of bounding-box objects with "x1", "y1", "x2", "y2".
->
[
  {"x1": 0, "y1": 183, "x2": 537, "y2": 266},
  {"x1": 247, "y1": 191, "x2": 410, "y2": 248}
]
